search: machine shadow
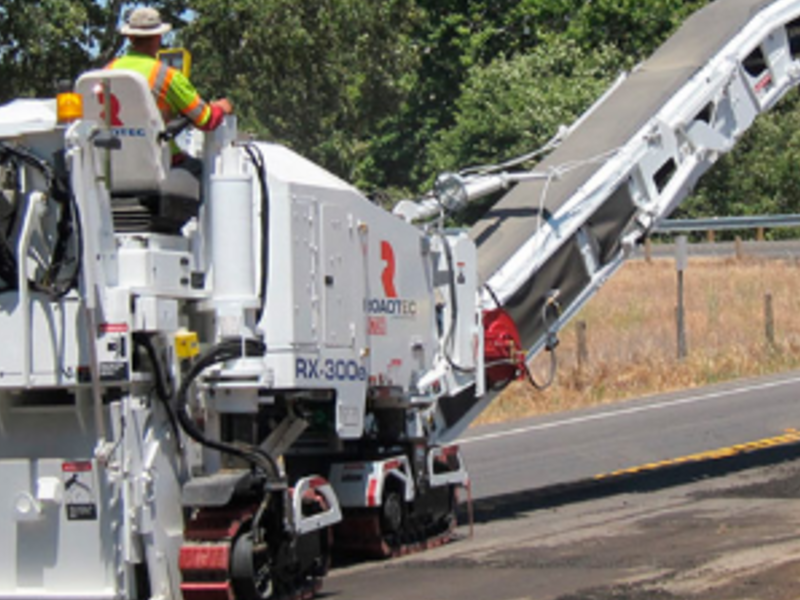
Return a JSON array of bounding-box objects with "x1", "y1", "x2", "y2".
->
[{"x1": 459, "y1": 442, "x2": 800, "y2": 525}]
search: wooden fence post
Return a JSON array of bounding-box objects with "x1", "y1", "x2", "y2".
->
[
  {"x1": 576, "y1": 321, "x2": 589, "y2": 389},
  {"x1": 765, "y1": 293, "x2": 775, "y2": 348},
  {"x1": 676, "y1": 236, "x2": 688, "y2": 360}
]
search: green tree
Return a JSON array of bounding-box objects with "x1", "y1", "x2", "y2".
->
[
  {"x1": 366, "y1": 0, "x2": 571, "y2": 192},
  {"x1": 183, "y1": 0, "x2": 419, "y2": 188},
  {"x1": 425, "y1": 36, "x2": 629, "y2": 180},
  {"x1": 370, "y1": 0, "x2": 712, "y2": 194},
  {"x1": 566, "y1": 0, "x2": 709, "y2": 59},
  {"x1": 0, "y1": 0, "x2": 189, "y2": 103}
]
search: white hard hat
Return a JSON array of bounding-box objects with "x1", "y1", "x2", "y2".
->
[{"x1": 120, "y1": 7, "x2": 172, "y2": 37}]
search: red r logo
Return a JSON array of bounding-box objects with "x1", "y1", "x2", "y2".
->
[
  {"x1": 381, "y1": 241, "x2": 398, "y2": 298},
  {"x1": 95, "y1": 90, "x2": 123, "y2": 126}
]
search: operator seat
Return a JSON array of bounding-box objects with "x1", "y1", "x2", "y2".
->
[{"x1": 76, "y1": 69, "x2": 200, "y2": 234}]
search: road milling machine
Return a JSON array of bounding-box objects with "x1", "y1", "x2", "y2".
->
[{"x1": 1, "y1": 0, "x2": 800, "y2": 598}]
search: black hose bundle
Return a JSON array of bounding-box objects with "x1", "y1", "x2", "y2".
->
[
  {"x1": 241, "y1": 143, "x2": 270, "y2": 322},
  {"x1": 0, "y1": 141, "x2": 82, "y2": 297},
  {"x1": 132, "y1": 332, "x2": 181, "y2": 442},
  {"x1": 172, "y1": 338, "x2": 282, "y2": 481}
]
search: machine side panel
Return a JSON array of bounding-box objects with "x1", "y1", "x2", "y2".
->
[
  {"x1": 0, "y1": 410, "x2": 118, "y2": 598},
  {"x1": 321, "y1": 203, "x2": 356, "y2": 348},
  {"x1": 291, "y1": 196, "x2": 322, "y2": 345},
  {"x1": 0, "y1": 295, "x2": 86, "y2": 388},
  {"x1": 263, "y1": 179, "x2": 436, "y2": 399},
  {"x1": 362, "y1": 209, "x2": 436, "y2": 393}
]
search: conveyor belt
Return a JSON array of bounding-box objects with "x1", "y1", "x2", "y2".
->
[{"x1": 471, "y1": 0, "x2": 800, "y2": 353}]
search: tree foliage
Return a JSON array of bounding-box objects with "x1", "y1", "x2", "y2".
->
[
  {"x1": 353, "y1": 0, "x2": 710, "y2": 192},
  {"x1": 565, "y1": 0, "x2": 708, "y2": 58},
  {"x1": 183, "y1": 0, "x2": 419, "y2": 187},
  {"x1": 0, "y1": 0, "x2": 189, "y2": 103},
  {"x1": 425, "y1": 37, "x2": 629, "y2": 179}
]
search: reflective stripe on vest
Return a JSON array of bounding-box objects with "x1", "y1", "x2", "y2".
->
[
  {"x1": 150, "y1": 62, "x2": 172, "y2": 113},
  {"x1": 104, "y1": 54, "x2": 211, "y2": 127}
]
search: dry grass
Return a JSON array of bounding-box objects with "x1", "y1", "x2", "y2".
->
[{"x1": 476, "y1": 255, "x2": 800, "y2": 425}]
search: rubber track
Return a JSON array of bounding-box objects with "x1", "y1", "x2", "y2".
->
[
  {"x1": 335, "y1": 512, "x2": 458, "y2": 559},
  {"x1": 179, "y1": 506, "x2": 325, "y2": 600}
]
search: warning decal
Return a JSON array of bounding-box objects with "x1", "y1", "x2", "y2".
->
[{"x1": 62, "y1": 461, "x2": 98, "y2": 521}]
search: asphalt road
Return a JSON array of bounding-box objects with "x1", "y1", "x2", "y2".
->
[
  {"x1": 458, "y1": 371, "x2": 800, "y2": 500},
  {"x1": 327, "y1": 371, "x2": 800, "y2": 600}
]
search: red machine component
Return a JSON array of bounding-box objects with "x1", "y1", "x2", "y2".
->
[
  {"x1": 180, "y1": 506, "x2": 253, "y2": 600},
  {"x1": 482, "y1": 308, "x2": 525, "y2": 389},
  {"x1": 179, "y1": 490, "x2": 330, "y2": 600}
]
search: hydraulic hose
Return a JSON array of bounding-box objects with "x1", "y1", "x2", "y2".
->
[
  {"x1": 241, "y1": 143, "x2": 270, "y2": 322},
  {"x1": 523, "y1": 296, "x2": 561, "y2": 391},
  {"x1": 172, "y1": 338, "x2": 282, "y2": 481},
  {"x1": 0, "y1": 141, "x2": 82, "y2": 297},
  {"x1": 132, "y1": 332, "x2": 180, "y2": 441}
]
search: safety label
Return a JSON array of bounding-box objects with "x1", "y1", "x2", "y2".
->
[
  {"x1": 98, "y1": 327, "x2": 130, "y2": 382},
  {"x1": 62, "y1": 461, "x2": 98, "y2": 521},
  {"x1": 368, "y1": 316, "x2": 387, "y2": 336},
  {"x1": 99, "y1": 361, "x2": 130, "y2": 382}
]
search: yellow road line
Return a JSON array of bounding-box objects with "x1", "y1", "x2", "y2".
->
[{"x1": 594, "y1": 428, "x2": 800, "y2": 480}]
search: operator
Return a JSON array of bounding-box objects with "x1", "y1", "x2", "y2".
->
[{"x1": 107, "y1": 6, "x2": 233, "y2": 176}]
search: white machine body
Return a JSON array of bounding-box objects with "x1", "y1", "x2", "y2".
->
[{"x1": 0, "y1": 66, "x2": 478, "y2": 600}]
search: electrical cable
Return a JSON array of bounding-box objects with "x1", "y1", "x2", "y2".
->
[
  {"x1": 172, "y1": 338, "x2": 282, "y2": 481},
  {"x1": 523, "y1": 347, "x2": 558, "y2": 392},
  {"x1": 483, "y1": 284, "x2": 503, "y2": 309},
  {"x1": 460, "y1": 128, "x2": 567, "y2": 177},
  {"x1": 40, "y1": 188, "x2": 83, "y2": 299},
  {"x1": 132, "y1": 332, "x2": 180, "y2": 442},
  {"x1": 0, "y1": 141, "x2": 82, "y2": 297},
  {"x1": 534, "y1": 146, "x2": 624, "y2": 235},
  {"x1": 241, "y1": 143, "x2": 270, "y2": 322},
  {"x1": 522, "y1": 296, "x2": 561, "y2": 391}
]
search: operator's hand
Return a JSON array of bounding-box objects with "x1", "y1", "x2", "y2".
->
[{"x1": 213, "y1": 98, "x2": 234, "y2": 115}]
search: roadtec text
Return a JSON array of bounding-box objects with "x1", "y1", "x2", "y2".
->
[{"x1": 364, "y1": 298, "x2": 417, "y2": 316}]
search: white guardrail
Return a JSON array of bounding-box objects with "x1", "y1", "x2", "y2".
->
[{"x1": 657, "y1": 214, "x2": 800, "y2": 232}]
